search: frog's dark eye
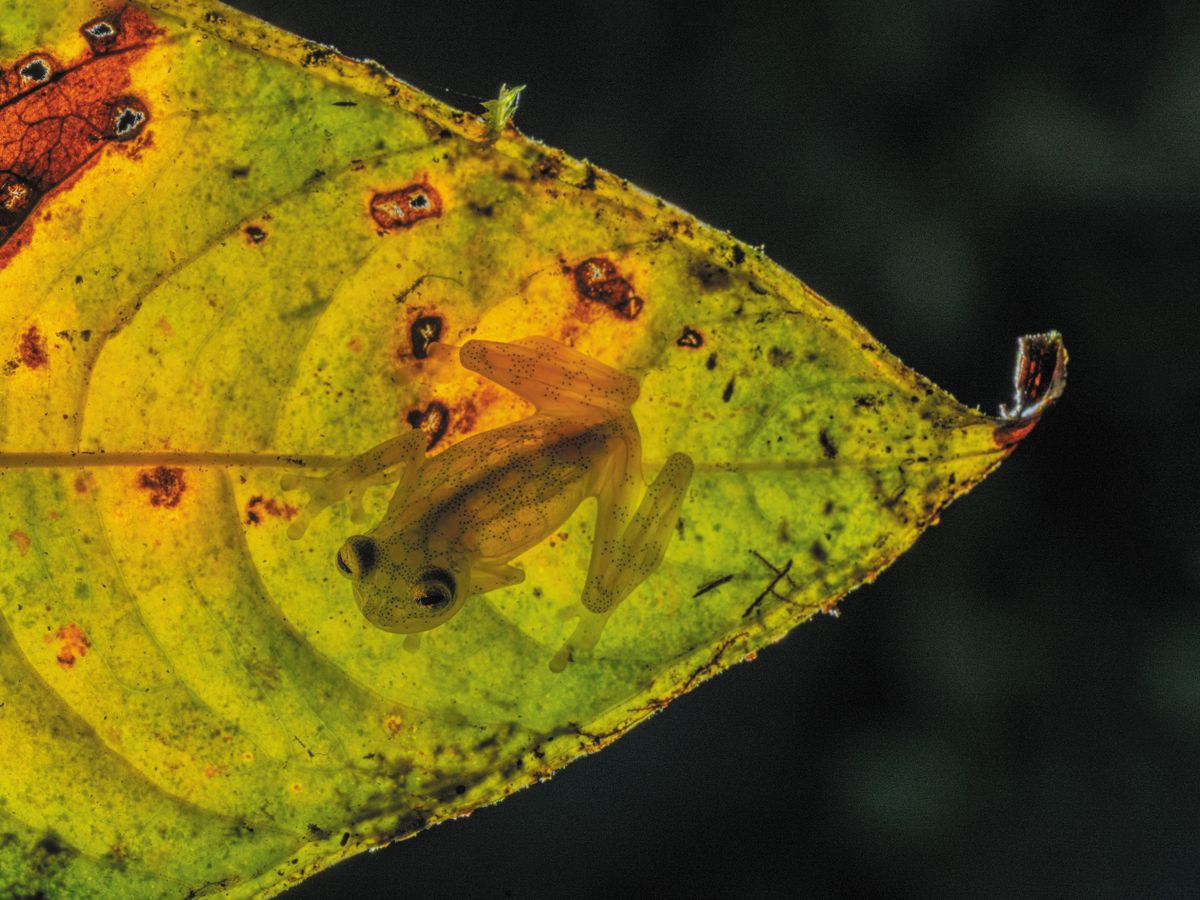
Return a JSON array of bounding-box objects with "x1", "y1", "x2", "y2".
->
[
  {"x1": 412, "y1": 567, "x2": 456, "y2": 610},
  {"x1": 337, "y1": 535, "x2": 377, "y2": 579}
]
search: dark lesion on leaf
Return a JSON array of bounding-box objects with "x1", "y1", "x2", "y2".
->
[
  {"x1": 80, "y1": 17, "x2": 121, "y2": 52},
  {"x1": 407, "y1": 401, "x2": 450, "y2": 450},
  {"x1": 676, "y1": 326, "x2": 704, "y2": 349},
  {"x1": 767, "y1": 346, "x2": 793, "y2": 368},
  {"x1": 572, "y1": 257, "x2": 644, "y2": 320},
  {"x1": 409, "y1": 315, "x2": 444, "y2": 359},
  {"x1": 138, "y1": 466, "x2": 186, "y2": 508},
  {"x1": 690, "y1": 259, "x2": 731, "y2": 290},
  {"x1": 16, "y1": 56, "x2": 52, "y2": 85},
  {"x1": 17, "y1": 325, "x2": 48, "y2": 369},
  {"x1": 243, "y1": 224, "x2": 267, "y2": 244},
  {"x1": 818, "y1": 428, "x2": 838, "y2": 459},
  {"x1": 105, "y1": 96, "x2": 149, "y2": 141}
]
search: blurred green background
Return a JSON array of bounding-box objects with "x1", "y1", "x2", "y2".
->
[{"x1": 226, "y1": 1, "x2": 1199, "y2": 896}]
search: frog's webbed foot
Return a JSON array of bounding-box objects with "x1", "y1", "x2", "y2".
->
[
  {"x1": 281, "y1": 430, "x2": 425, "y2": 539},
  {"x1": 551, "y1": 452, "x2": 694, "y2": 672}
]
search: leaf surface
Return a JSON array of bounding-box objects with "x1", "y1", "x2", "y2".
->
[{"x1": 0, "y1": 1, "x2": 1064, "y2": 896}]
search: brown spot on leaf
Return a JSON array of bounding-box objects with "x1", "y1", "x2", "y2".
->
[
  {"x1": 383, "y1": 714, "x2": 404, "y2": 735},
  {"x1": 406, "y1": 401, "x2": 450, "y2": 450},
  {"x1": 676, "y1": 326, "x2": 704, "y2": 349},
  {"x1": 371, "y1": 182, "x2": 442, "y2": 230},
  {"x1": 244, "y1": 495, "x2": 299, "y2": 526},
  {"x1": 410, "y1": 315, "x2": 443, "y2": 359},
  {"x1": 8, "y1": 530, "x2": 30, "y2": 556},
  {"x1": 767, "y1": 347, "x2": 793, "y2": 368},
  {"x1": 691, "y1": 260, "x2": 731, "y2": 290},
  {"x1": 17, "y1": 326, "x2": 48, "y2": 369},
  {"x1": 138, "y1": 466, "x2": 185, "y2": 508},
  {"x1": 572, "y1": 257, "x2": 643, "y2": 319},
  {"x1": 243, "y1": 224, "x2": 267, "y2": 244},
  {"x1": 818, "y1": 429, "x2": 838, "y2": 459},
  {"x1": 51, "y1": 623, "x2": 90, "y2": 669}
]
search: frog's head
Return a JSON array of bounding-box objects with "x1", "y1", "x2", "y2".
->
[{"x1": 335, "y1": 533, "x2": 470, "y2": 633}]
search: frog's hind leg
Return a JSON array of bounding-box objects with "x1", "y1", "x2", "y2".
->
[
  {"x1": 551, "y1": 452, "x2": 694, "y2": 672},
  {"x1": 281, "y1": 429, "x2": 425, "y2": 539},
  {"x1": 460, "y1": 336, "x2": 639, "y2": 417}
]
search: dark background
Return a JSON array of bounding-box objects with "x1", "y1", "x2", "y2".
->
[{"x1": 223, "y1": 1, "x2": 1199, "y2": 897}]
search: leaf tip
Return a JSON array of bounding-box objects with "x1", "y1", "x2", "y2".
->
[{"x1": 994, "y1": 331, "x2": 1068, "y2": 447}]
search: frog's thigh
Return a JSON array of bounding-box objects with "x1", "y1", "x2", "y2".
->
[
  {"x1": 460, "y1": 337, "x2": 638, "y2": 416},
  {"x1": 550, "y1": 452, "x2": 693, "y2": 672}
]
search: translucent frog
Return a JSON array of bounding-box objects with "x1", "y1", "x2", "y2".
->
[{"x1": 282, "y1": 336, "x2": 694, "y2": 671}]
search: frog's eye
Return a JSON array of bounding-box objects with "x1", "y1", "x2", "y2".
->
[
  {"x1": 336, "y1": 535, "x2": 378, "y2": 580},
  {"x1": 412, "y1": 567, "x2": 456, "y2": 611}
]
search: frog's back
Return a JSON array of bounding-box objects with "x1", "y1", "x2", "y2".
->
[{"x1": 405, "y1": 415, "x2": 622, "y2": 560}]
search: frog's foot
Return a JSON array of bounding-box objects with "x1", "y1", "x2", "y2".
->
[
  {"x1": 460, "y1": 336, "x2": 639, "y2": 417},
  {"x1": 281, "y1": 430, "x2": 425, "y2": 539},
  {"x1": 552, "y1": 452, "x2": 694, "y2": 671},
  {"x1": 550, "y1": 607, "x2": 613, "y2": 673}
]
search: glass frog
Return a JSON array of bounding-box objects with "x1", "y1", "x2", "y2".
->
[{"x1": 282, "y1": 336, "x2": 694, "y2": 671}]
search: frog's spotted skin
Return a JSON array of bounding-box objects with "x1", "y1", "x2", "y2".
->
[{"x1": 283, "y1": 336, "x2": 694, "y2": 670}]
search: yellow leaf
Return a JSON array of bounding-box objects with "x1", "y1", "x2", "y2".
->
[{"x1": 0, "y1": 1, "x2": 1065, "y2": 896}]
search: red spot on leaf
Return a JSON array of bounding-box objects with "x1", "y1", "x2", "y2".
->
[
  {"x1": 8, "y1": 530, "x2": 30, "y2": 556},
  {"x1": 17, "y1": 325, "x2": 48, "y2": 369},
  {"x1": 572, "y1": 257, "x2": 644, "y2": 319},
  {"x1": 371, "y1": 182, "x2": 442, "y2": 231},
  {"x1": 50, "y1": 623, "x2": 90, "y2": 669},
  {"x1": 138, "y1": 466, "x2": 186, "y2": 508},
  {"x1": 244, "y1": 495, "x2": 299, "y2": 526}
]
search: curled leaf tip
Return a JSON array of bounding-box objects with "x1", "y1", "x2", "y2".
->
[{"x1": 995, "y1": 331, "x2": 1068, "y2": 446}]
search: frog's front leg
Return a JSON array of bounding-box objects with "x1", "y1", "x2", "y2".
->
[
  {"x1": 281, "y1": 429, "x2": 425, "y2": 539},
  {"x1": 551, "y1": 451, "x2": 694, "y2": 672}
]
